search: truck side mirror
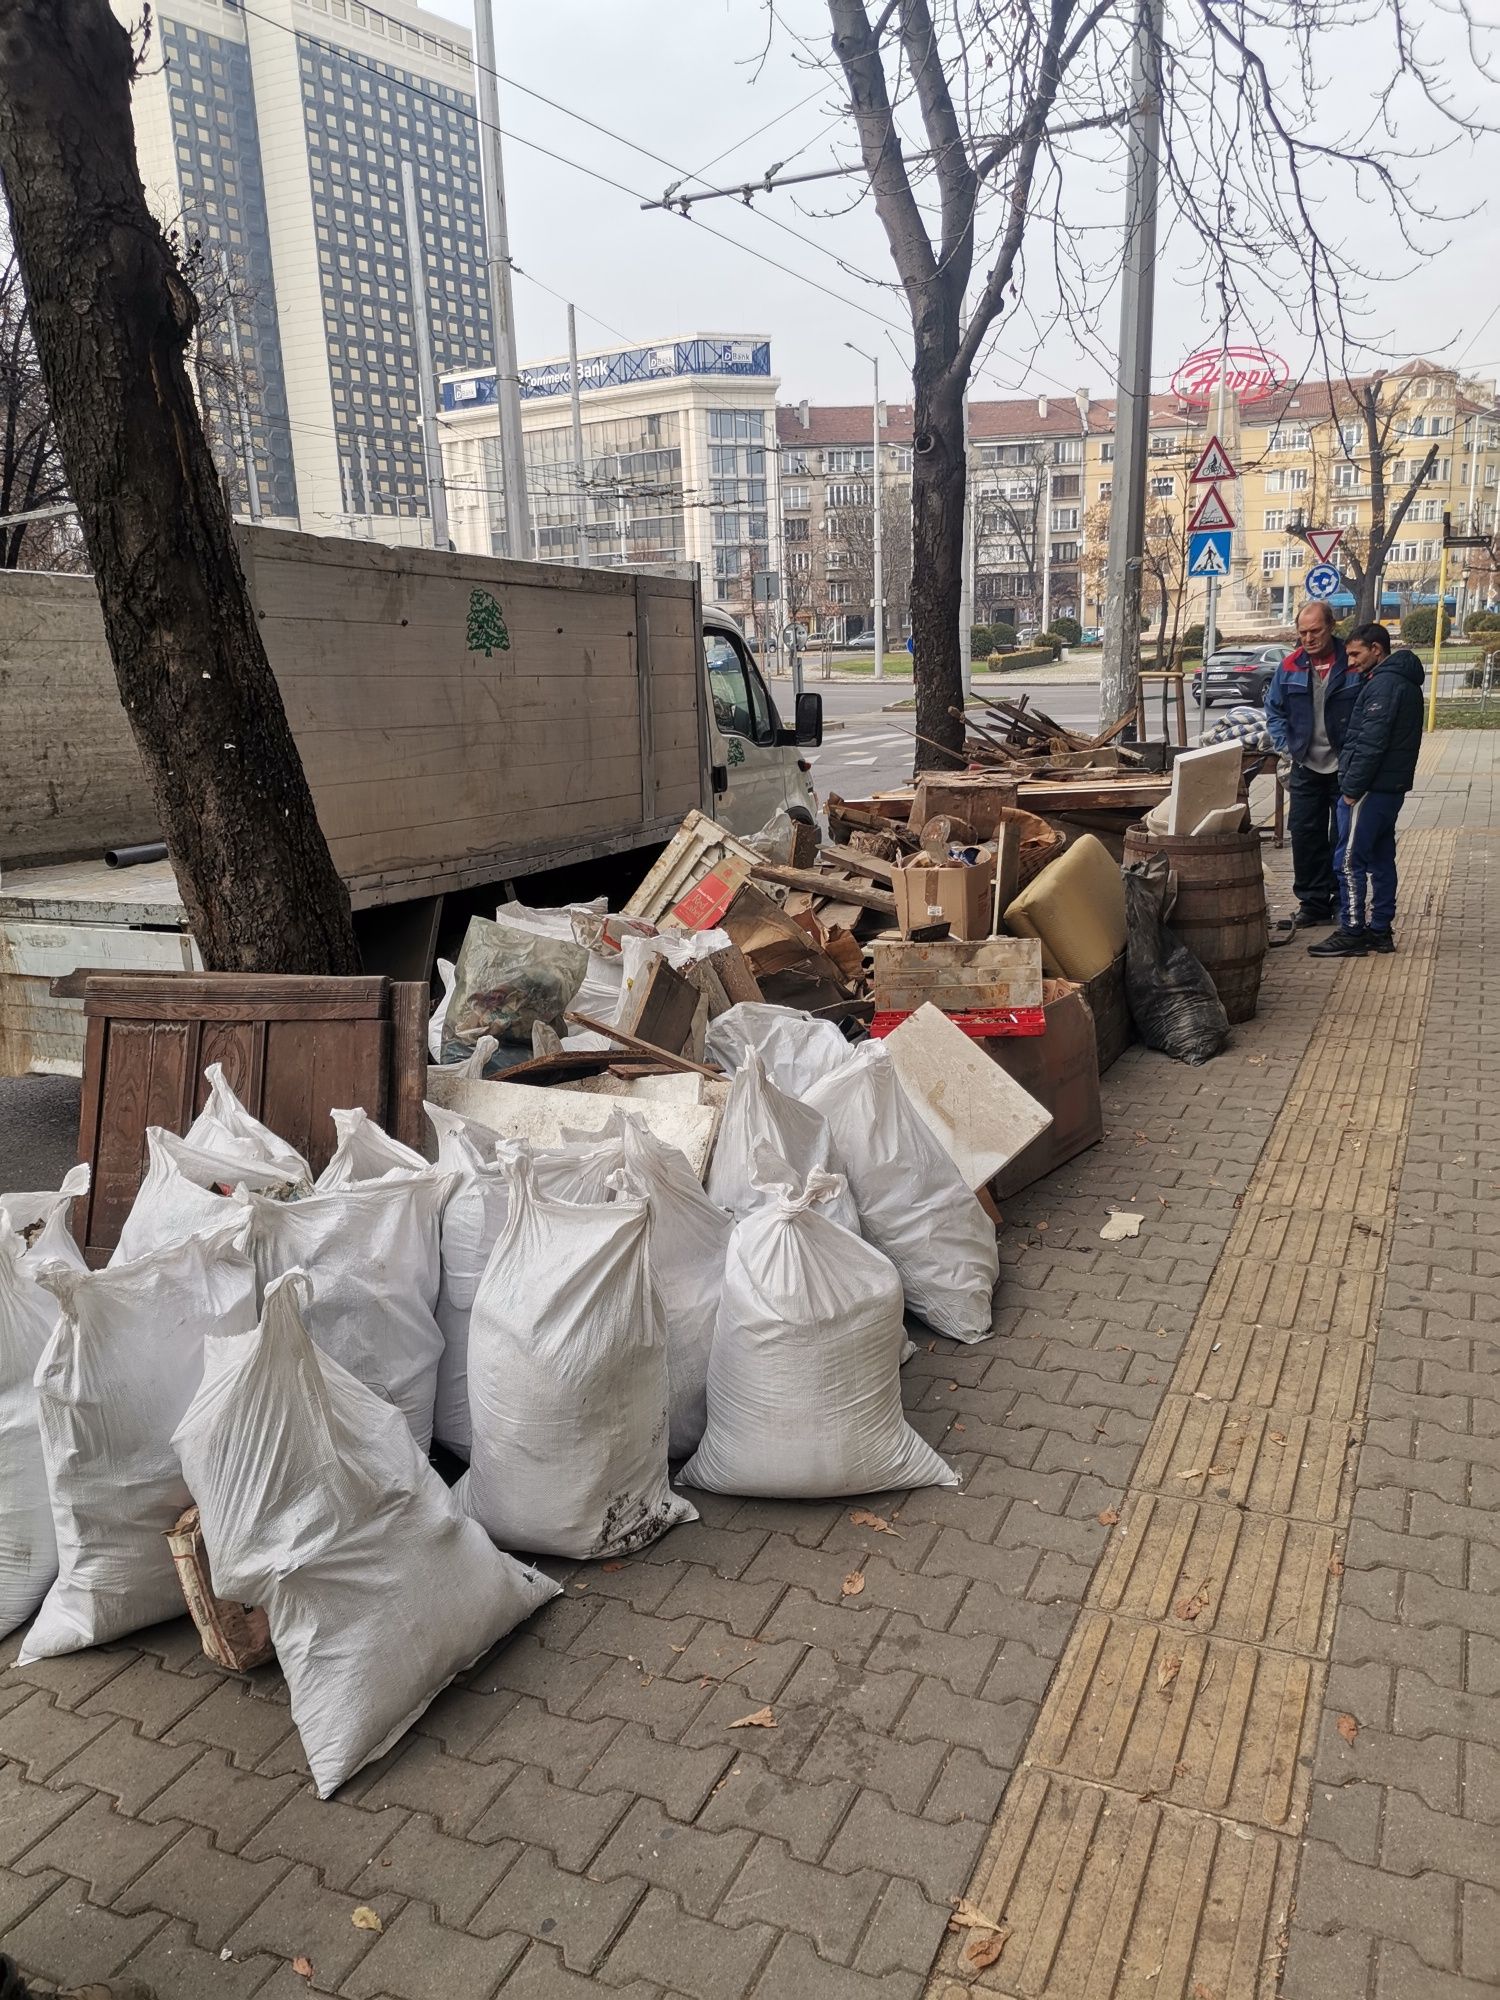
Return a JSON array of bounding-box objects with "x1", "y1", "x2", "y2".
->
[{"x1": 795, "y1": 691, "x2": 823, "y2": 748}]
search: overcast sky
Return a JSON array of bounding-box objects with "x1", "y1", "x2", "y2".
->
[{"x1": 425, "y1": 0, "x2": 1500, "y2": 407}]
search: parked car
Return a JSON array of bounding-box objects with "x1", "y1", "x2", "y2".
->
[{"x1": 1188, "y1": 644, "x2": 1287, "y2": 706}]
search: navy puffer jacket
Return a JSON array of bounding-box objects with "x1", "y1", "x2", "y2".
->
[{"x1": 1338, "y1": 650, "x2": 1425, "y2": 798}]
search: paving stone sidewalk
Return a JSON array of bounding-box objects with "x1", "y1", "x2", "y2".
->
[{"x1": 2, "y1": 735, "x2": 1493, "y2": 2000}]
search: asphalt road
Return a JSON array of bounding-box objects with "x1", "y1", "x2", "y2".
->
[{"x1": 804, "y1": 677, "x2": 1103, "y2": 799}]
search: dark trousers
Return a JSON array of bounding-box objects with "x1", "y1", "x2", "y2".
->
[
  {"x1": 1288, "y1": 764, "x2": 1341, "y2": 913},
  {"x1": 1335, "y1": 790, "x2": 1404, "y2": 932}
]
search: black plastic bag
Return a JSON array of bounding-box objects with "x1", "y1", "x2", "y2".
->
[{"x1": 1122, "y1": 853, "x2": 1229, "y2": 1065}]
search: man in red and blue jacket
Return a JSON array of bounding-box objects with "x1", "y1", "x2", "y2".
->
[{"x1": 1263, "y1": 602, "x2": 1369, "y2": 926}]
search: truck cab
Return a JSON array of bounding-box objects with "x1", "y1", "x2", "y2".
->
[{"x1": 702, "y1": 609, "x2": 822, "y2": 836}]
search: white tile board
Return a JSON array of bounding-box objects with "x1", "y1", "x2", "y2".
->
[
  {"x1": 424, "y1": 1068, "x2": 720, "y2": 1180},
  {"x1": 1165, "y1": 741, "x2": 1243, "y2": 836},
  {"x1": 883, "y1": 1003, "x2": 1052, "y2": 1191}
]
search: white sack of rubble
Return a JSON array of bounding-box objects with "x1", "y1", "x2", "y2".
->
[
  {"x1": 705, "y1": 1002, "x2": 855, "y2": 1096},
  {"x1": 458, "y1": 1153, "x2": 695, "y2": 1558},
  {"x1": 174, "y1": 1268, "x2": 559, "y2": 1797},
  {"x1": 20, "y1": 1222, "x2": 258, "y2": 1661},
  {"x1": 806, "y1": 1041, "x2": 998, "y2": 1341},
  {"x1": 705, "y1": 1049, "x2": 860, "y2": 1235},
  {"x1": 184, "y1": 1063, "x2": 312, "y2": 1185},
  {"x1": 680, "y1": 1166, "x2": 958, "y2": 1499},
  {"x1": 112, "y1": 1128, "x2": 299, "y2": 1265}
]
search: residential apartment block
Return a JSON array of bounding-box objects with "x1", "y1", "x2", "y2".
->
[{"x1": 120, "y1": 0, "x2": 491, "y2": 539}]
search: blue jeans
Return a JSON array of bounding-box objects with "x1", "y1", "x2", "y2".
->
[{"x1": 1334, "y1": 790, "x2": 1404, "y2": 932}]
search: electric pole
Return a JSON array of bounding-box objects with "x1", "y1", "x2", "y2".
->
[
  {"x1": 567, "y1": 304, "x2": 588, "y2": 564},
  {"x1": 1100, "y1": 0, "x2": 1165, "y2": 730},
  {"x1": 846, "y1": 342, "x2": 883, "y2": 679},
  {"x1": 473, "y1": 0, "x2": 532, "y2": 560},
  {"x1": 399, "y1": 159, "x2": 448, "y2": 552}
]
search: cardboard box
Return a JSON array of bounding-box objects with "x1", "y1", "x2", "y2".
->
[
  {"x1": 1079, "y1": 951, "x2": 1132, "y2": 1075},
  {"x1": 986, "y1": 977, "x2": 1103, "y2": 1197},
  {"x1": 892, "y1": 855, "x2": 996, "y2": 941}
]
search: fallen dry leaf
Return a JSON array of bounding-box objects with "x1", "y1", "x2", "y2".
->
[
  {"x1": 351, "y1": 1906, "x2": 383, "y2": 1934},
  {"x1": 1097, "y1": 1508, "x2": 1120, "y2": 1527},
  {"x1": 841, "y1": 1570, "x2": 867, "y2": 1598},
  {"x1": 1174, "y1": 1577, "x2": 1213, "y2": 1622},
  {"x1": 1157, "y1": 1653, "x2": 1182, "y2": 1693},
  {"x1": 601, "y1": 1560, "x2": 626, "y2": 1573},
  {"x1": 953, "y1": 1421, "x2": 966, "y2": 1432},
  {"x1": 1337, "y1": 1713, "x2": 1359, "y2": 1744},
  {"x1": 965, "y1": 1926, "x2": 1013, "y2": 1970},
  {"x1": 948, "y1": 1897, "x2": 1005, "y2": 1934},
  {"x1": 1177, "y1": 1468, "x2": 1205, "y2": 1480},
  {"x1": 291, "y1": 1959, "x2": 314, "y2": 1982},
  {"x1": 728, "y1": 1705, "x2": 777, "y2": 1729},
  {"x1": 1194, "y1": 1982, "x2": 1219, "y2": 1999},
  {"x1": 850, "y1": 1509, "x2": 902, "y2": 1537},
  {"x1": 1328, "y1": 1552, "x2": 1345, "y2": 1578},
  {"x1": 1267, "y1": 1430, "x2": 1287, "y2": 1446}
]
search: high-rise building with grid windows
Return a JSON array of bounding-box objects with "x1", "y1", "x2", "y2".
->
[{"x1": 118, "y1": 0, "x2": 491, "y2": 541}]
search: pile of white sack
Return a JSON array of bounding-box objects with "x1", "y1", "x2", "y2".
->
[{"x1": 2, "y1": 968, "x2": 999, "y2": 1799}]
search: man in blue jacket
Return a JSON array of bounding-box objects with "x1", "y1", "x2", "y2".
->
[
  {"x1": 1263, "y1": 602, "x2": 1368, "y2": 926},
  {"x1": 1308, "y1": 622, "x2": 1425, "y2": 957}
]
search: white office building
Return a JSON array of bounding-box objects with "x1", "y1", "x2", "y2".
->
[
  {"x1": 119, "y1": 0, "x2": 491, "y2": 539},
  {"x1": 438, "y1": 335, "x2": 782, "y2": 629}
]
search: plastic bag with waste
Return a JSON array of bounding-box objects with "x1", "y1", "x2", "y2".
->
[
  {"x1": 113, "y1": 1128, "x2": 303, "y2": 1265},
  {"x1": 1123, "y1": 853, "x2": 1230, "y2": 1066},
  {"x1": 441, "y1": 915, "x2": 588, "y2": 1070},
  {"x1": 184, "y1": 1063, "x2": 312, "y2": 1185},
  {"x1": 174, "y1": 1268, "x2": 559, "y2": 1797},
  {"x1": 315, "y1": 1107, "x2": 429, "y2": 1190},
  {"x1": 0, "y1": 1163, "x2": 90, "y2": 1257},
  {"x1": 680, "y1": 1168, "x2": 957, "y2": 1499}
]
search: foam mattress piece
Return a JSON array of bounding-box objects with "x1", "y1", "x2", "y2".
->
[{"x1": 1003, "y1": 834, "x2": 1127, "y2": 982}]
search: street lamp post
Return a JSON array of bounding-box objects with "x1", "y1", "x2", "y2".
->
[{"x1": 846, "y1": 342, "x2": 884, "y2": 682}]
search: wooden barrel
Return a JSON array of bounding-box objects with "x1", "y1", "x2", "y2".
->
[{"x1": 1122, "y1": 825, "x2": 1268, "y2": 1023}]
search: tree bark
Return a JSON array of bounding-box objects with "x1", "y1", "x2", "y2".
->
[
  {"x1": 908, "y1": 373, "x2": 967, "y2": 764},
  {"x1": 0, "y1": 0, "x2": 359, "y2": 974}
]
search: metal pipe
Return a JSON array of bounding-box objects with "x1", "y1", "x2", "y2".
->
[{"x1": 472, "y1": 0, "x2": 533, "y2": 560}]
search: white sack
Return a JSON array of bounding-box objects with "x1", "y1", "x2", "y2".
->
[
  {"x1": 428, "y1": 957, "x2": 456, "y2": 1060},
  {"x1": 113, "y1": 1128, "x2": 296, "y2": 1264},
  {"x1": 184, "y1": 1064, "x2": 312, "y2": 1185},
  {"x1": 174, "y1": 1269, "x2": 559, "y2": 1798},
  {"x1": 0, "y1": 1163, "x2": 90, "y2": 1250},
  {"x1": 705, "y1": 1049, "x2": 860, "y2": 1235},
  {"x1": 705, "y1": 1003, "x2": 856, "y2": 1096},
  {"x1": 243, "y1": 1172, "x2": 451, "y2": 1452},
  {"x1": 0, "y1": 1221, "x2": 61, "y2": 1638},
  {"x1": 20, "y1": 1224, "x2": 258, "y2": 1661},
  {"x1": 460, "y1": 1156, "x2": 696, "y2": 1558},
  {"x1": 807, "y1": 1042, "x2": 999, "y2": 1341},
  {"x1": 680, "y1": 1171, "x2": 957, "y2": 1499},
  {"x1": 428, "y1": 1109, "x2": 515, "y2": 1457},
  {"x1": 615, "y1": 1115, "x2": 731, "y2": 1461},
  {"x1": 315, "y1": 1107, "x2": 429, "y2": 1190}
]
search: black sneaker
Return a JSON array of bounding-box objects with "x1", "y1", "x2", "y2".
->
[
  {"x1": 1308, "y1": 927, "x2": 1369, "y2": 957},
  {"x1": 1293, "y1": 906, "x2": 1335, "y2": 928},
  {"x1": 1366, "y1": 928, "x2": 1395, "y2": 954}
]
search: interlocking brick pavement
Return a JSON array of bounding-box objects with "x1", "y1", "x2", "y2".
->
[{"x1": 3, "y1": 735, "x2": 1494, "y2": 1999}]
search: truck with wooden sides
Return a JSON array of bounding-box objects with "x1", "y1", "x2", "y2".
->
[{"x1": 0, "y1": 526, "x2": 821, "y2": 1077}]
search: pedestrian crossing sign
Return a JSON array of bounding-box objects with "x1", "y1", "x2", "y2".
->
[{"x1": 1188, "y1": 529, "x2": 1232, "y2": 577}]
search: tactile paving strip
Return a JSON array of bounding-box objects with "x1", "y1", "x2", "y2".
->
[{"x1": 931, "y1": 830, "x2": 1455, "y2": 1999}]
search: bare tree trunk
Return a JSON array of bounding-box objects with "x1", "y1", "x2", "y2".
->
[
  {"x1": 909, "y1": 377, "x2": 966, "y2": 764},
  {"x1": 0, "y1": 0, "x2": 358, "y2": 974}
]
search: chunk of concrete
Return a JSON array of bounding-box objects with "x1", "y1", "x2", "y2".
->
[{"x1": 883, "y1": 1002, "x2": 1052, "y2": 1190}]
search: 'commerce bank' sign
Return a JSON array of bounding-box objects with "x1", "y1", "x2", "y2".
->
[
  {"x1": 442, "y1": 338, "x2": 772, "y2": 412},
  {"x1": 1170, "y1": 346, "x2": 1290, "y2": 405}
]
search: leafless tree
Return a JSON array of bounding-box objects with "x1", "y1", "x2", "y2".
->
[
  {"x1": 809, "y1": 0, "x2": 1493, "y2": 762},
  {"x1": 1083, "y1": 482, "x2": 1186, "y2": 664},
  {"x1": 0, "y1": 0, "x2": 359, "y2": 973},
  {"x1": 0, "y1": 229, "x2": 81, "y2": 569},
  {"x1": 834, "y1": 478, "x2": 915, "y2": 639},
  {"x1": 1322, "y1": 375, "x2": 1443, "y2": 626}
]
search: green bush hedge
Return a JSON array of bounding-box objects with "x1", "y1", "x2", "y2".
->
[
  {"x1": 1466, "y1": 609, "x2": 1500, "y2": 636},
  {"x1": 1051, "y1": 615, "x2": 1082, "y2": 646},
  {"x1": 1401, "y1": 605, "x2": 1450, "y2": 646},
  {"x1": 982, "y1": 645, "x2": 1062, "y2": 672}
]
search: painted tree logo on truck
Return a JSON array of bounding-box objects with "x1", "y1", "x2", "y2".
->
[{"x1": 466, "y1": 589, "x2": 511, "y2": 656}]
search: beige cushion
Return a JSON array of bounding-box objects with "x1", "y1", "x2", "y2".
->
[{"x1": 1003, "y1": 834, "x2": 1127, "y2": 981}]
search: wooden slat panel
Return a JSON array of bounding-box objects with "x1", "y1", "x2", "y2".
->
[
  {"x1": 387, "y1": 981, "x2": 428, "y2": 1156},
  {"x1": 82, "y1": 974, "x2": 390, "y2": 1019}
]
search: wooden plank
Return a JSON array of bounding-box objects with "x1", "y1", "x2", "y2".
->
[
  {"x1": 387, "y1": 981, "x2": 428, "y2": 1156},
  {"x1": 818, "y1": 842, "x2": 897, "y2": 885},
  {"x1": 704, "y1": 941, "x2": 763, "y2": 1006},
  {"x1": 871, "y1": 935, "x2": 1044, "y2": 1013},
  {"x1": 82, "y1": 974, "x2": 390, "y2": 1020},
  {"x1": 617, "y1": 958, "x2": 699, "y2": 1059},
  {"x1": 565, "y1": 1010, "x2": 721, "y2": 1078},
  {"x1": 748, "y1": 861, "x2": 897, "y2": 915}
]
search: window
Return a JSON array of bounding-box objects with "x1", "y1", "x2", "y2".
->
[
  {"x1": 788, "y1": 548, "x2": 811, "y2": 572},
  {"x1": 1337, "y1": 422, "x2": 1363, "y2": 452},
  {"x1": 1051, "y1": 474, "x2": 1081, "y2": 501},
  {"x1": 1053, "y1": 438, "x2": 1084, "y2": 465},
  {"x1": 703, "y1": 633, "x2": 773, "y2": 746},
  {"x1": 1264, "y1": 510, "x2": 1286, "y2": 532},
  {"x1": 782, "y1": 449, "x2": 809, "y2": 474},
  {"x1": 1051, "y1": 541, "x2": 1080, "y2": 564},
  {"x1": 826, "y1": 447, "x2": 874, "y2": 473},
  {"x1": 784, "y1": 516, "x2": 810, "y2": 542},
  {"x1": 1288, "y1": 548, "x2": 1305, "y2": 569},
  {"x1": 1286, "y1": 468, "x2": 1309, "y2": 491},
  {"x1": 827, "y1": 482, "x2": 872, "y2": 509},
  {"x1": 1333, "y1": 504, "x2": 1357, "y2": 527},
  {"x1": 1149, "y1": 433, "x2": 1176, "y2": 455},
  {"x1": 1100, "y1": 442, "x2": 1115, "y2": 463},
  {"x1": 1333, "y1": 463, "x2": 1359, "y2": 490},
  {"x1": 1392, "y1": 541, "x2": 1419, "y2": 563},
  {"x1": 1098, "y1": 480, "x2": 1112, "y2": 501},
  {"x1": 828, "y1": 580, "x2": 853, "y2": 605},
  {"x1": 889, "y1": 446, "x2": 913, "y2": 472},
  {"x1": 1266, "y1": 470, "x2": 1285, "y2": 493},
  {"x1": 1149, "y1": 475, "x2": 1175, "y2": 498},
  {"x1": 1050, "y1": 506, "x2": 1079, "y2": 532},
  {"x1": 1262, "y1": 549, "x2": 1283, "y2": 573},
  {"x1": 1274, "y1": 425, "x2": 1311, "y2": 451}
]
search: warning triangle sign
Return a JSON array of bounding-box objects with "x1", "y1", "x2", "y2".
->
[
  {"x1": 1191, "y1": 435, "x2": 1237, "y2": 484},
  {"x1": 1305, "y1": 528, "x2": 1343, "y2": 563},
  {"x1": 1188, "y1": 484, "x2": 1235, "y2": 532}
]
